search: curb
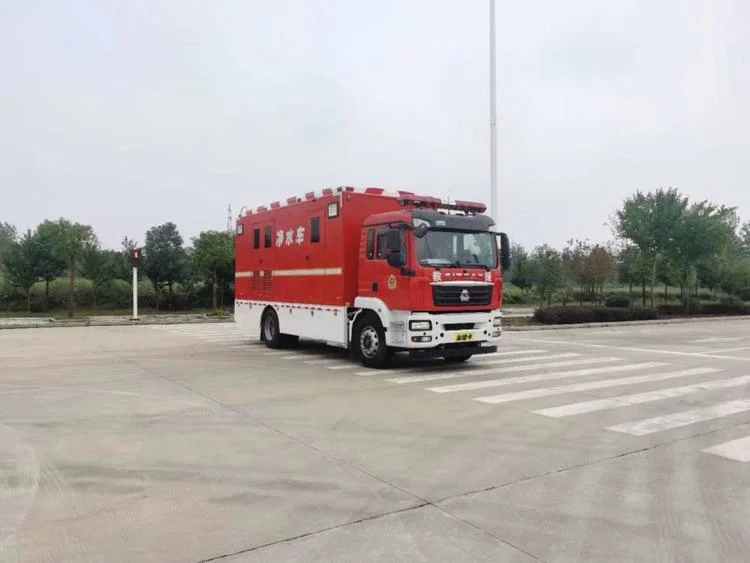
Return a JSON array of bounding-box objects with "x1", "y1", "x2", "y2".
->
[
  {"x1": 0, "y1": 316, "x2": 234, "y2": 330},
  {"x1": 504, "y1": 315, "x2": 750, "y2": 331}
]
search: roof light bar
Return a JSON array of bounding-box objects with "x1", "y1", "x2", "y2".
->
[{"x1": 398, "y1": 195, "x2": 487, "y2": 214}]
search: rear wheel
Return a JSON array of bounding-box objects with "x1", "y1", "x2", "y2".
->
[
  {"x1": 261, "y1": 308, "x2": 281, "y2": 348},
  {"x1": 352, "y1": 314, "x2": 393, "y2": 369}
]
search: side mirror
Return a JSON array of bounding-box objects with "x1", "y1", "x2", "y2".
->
[
  {"x1": 386, "y1": 252, "x2": 405, "y2": 269},
  {"x1": 414, "y1": 223, "x2": 429, "y2": 238},
  {"x1": 498, "y1": 232, "x2": 511, "y2": 272}
]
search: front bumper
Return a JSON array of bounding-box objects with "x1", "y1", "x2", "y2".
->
[
  {"x1": 407, "y1": 342, "x2": 498, "y2": 359},
  {"x1": 386, "y1": 310, "x2": 502, "y2": 349}
]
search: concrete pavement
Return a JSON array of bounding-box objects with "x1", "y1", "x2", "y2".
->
[{"x1": 1, "y1": 319, "x2": 749, "y2": 562}]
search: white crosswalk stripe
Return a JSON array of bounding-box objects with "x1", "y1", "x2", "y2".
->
[
  {"x1": 532, "y1": 370, "x2": 748, "y2": 417},
  {"x1": 425, "y1": 360, "x2": 660, "y2": 393},
  {"x1": 606, "y1": 399, "x2": 750, "y2": 436},
  {"x1": 381, "y1": 353, "x2": 582, "y2": 383},
  {"x1": 701, "y1": 436, "x2": 750, "y2": 462},
  {"x1": 477, "y1": 367, "x2": 723, "y2": 405}
]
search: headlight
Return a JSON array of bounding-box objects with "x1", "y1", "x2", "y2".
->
[
  {"x1": 493, "y1": 317, "x2": 502, "y2": 327},
  {"x1": 409, "y1": 320, "x2": 432, "y2": 331}
]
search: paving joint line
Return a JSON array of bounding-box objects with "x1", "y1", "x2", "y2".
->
[{"x1": 430, "y1": 418, "x2": 750, "y2": 508}]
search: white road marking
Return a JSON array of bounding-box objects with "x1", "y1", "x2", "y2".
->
[
  {"x1": 328, "y1": 364, "x2": 355, "y2": 370},
  {"x1": 701, "y1": 436, "x2": 750, "y2": 462},
  {"x1": 384, "y1": 355, "x2": 592, "y2": 384},
  {"x1": 467, "y1": 352, "x2": 579, "y2": 367},
  {"x1": 425, "y1": 360, "x2": 663, "y2": 393},
  {"x1": 358, "y1": 352, "x2": 578, "y2": 379},
  {"x1": 606, "y1": 399, "x2": 750, "y2": 436},
  {"x1": 703, "y1": 347, "x2": 750, "y2": 354},
  {"x1": 515, "y1": 337, "x2": 750, "y2": 362},
  {"x1": 692, "y1": 337, "x2": 745, "y2": 344},
  {"x1": 534, "y1": 370, "x2": 748, "y2": 417},
  {"x1": 472, "y1": 349, "x2": 548, "y2": 360},
  {"x1": 477, "y1": 367, "x2": 722, "y2": 405},
  {"x1": 303, "y1": 359, "x2": 347, "y2": 366}
]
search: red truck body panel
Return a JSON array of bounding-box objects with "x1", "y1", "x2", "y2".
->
[{"x1": 235, "y1": 189, "x2": 407, "y2": 307}]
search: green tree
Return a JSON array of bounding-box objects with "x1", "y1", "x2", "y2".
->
[
  {"x1": 80, "y1": 248, "x2": 119, "y2": 307},
  {"x1": 2, "y1": 230, "x2": 43, "y2": 313},
  {"x1": 0, "y1": 222, "x2": 16, "y2": 268},
  {"x1": 143, "y1": 222, "x2": 187, "y2": 310},
  {"x1": 193, "y1": 230, "x2": 235, "y2": 310},
  {"x1": 507, "y1": 243, "x2": 533, "y2": 289},
  {"x1": 44, "y1": 219, "x2": 98, "y2": 317},
  {"x1": 34, "y1": 220, "x2": 68, "y2": 310},
  {"x1": 614, "y1": 187, "x2": 689, "y2": 306},
  {"x1": 617, "y1": 245, "x2": 651, "y2": 305},
  {"x1": 669, "y1": 201, "x2": 736, "y2": 302},
  {"x1": 527, "y1": 244, "x2": 566, "y2": 307},
  {"x1": 739, "y1": 222, "x2": 750, "y2": 257}
]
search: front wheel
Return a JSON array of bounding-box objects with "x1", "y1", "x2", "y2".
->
[{"x1": 352, "y1": 314, "x2": 393, "y2": 369}]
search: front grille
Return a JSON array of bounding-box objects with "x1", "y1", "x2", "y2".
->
[
  {"x1": 443, "y1": 323, "x2": 475, "y2": 331},
  {"x1": 432, "y1": 285, "x2": 492, "y2": 307}
]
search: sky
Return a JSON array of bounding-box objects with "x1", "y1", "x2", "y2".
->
[{"x1": 1, "y1": 0, "x2": 748, "y2": 251}]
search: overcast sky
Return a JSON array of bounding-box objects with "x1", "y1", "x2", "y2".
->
[{"x1": 2, "y1": 0, "x2": 748, "y2": 251}]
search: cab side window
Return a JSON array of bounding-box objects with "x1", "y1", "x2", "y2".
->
[{"x1": 366, "y1": 228, "x2": 375, "y2": 259}]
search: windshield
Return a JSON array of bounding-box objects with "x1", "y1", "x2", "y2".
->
[{"x1": 415, "y1": 230, "x2": 497, "y2": 269}]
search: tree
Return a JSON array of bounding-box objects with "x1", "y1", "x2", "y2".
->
[
  {"x1": 618, "y1": 245, "x2": 651, "y2": 304},
  {"x1": 614, "y1": 187, "x2": 689, "y2": 306},
  {"x1": 527, "y1": 244, "x2": 566, "y2": 307},
  {"x1": 507, "y1": 243, "x2": 533, "y2": 289},
  {"x1": 562, "y1": 239, "x2": 617, "y2": 304},
  {"x1": 80, "y1": 248, "x2": 119, "y2": 307},
  {"x1": 42, "y1": 219, "x2": 98, "y2": 317},
  {"x1": 0, "y1": 222, "x2": 16, "y2": 269},
  {"x1": 2, "y1": 230, "x2": 43, "y2": 312},
  {"x1": 193, "y1": 230, "x2": 235, "y2": 310},
  {"x1": 143, "y1": 222, "x2": 187, "y2": 310},
  {"x1": 669, "y1": 201, "x2": 736, "y2": 302},
  {"x1": 34, "y1": 220, "x2": 68, "y2": 310},
  {"x1": 739, "y1": 222, "x2": 750, "y2": 257}
]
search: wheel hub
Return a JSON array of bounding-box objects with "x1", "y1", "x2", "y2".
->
[{"x1": 359, "y1": 326, "x2": 380, "y2": 358}]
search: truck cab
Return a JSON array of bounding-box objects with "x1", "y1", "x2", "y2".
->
[{"x1": 350, "y1": 196, "x2": 511, "y2": 368}]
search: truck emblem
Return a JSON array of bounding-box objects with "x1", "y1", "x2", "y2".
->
[
  {"x1": 387, "y1": 274, "x2": 397, "y2": 290},
  {"x1": 459, "y1": 289, "x2": 470, "y2": 303}
]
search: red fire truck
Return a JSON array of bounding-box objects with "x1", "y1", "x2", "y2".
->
[{"x1": 234, "y1": 186, "x2": 510, "y2": 368}]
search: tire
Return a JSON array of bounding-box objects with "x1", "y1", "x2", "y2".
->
[
  {"x1": 352, "y1": 313, "x2": 393, "y2": 369},
  {"x1": 261, "y1": 308, "x2": 282, "y2": 348},
  {"x1": 444, "y1": 354, "x2": 472, "y2": 364}
]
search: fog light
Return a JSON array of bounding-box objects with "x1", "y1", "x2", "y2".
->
[
  {"x1": 492, "y1": 329, "x2": 501, "y2": 337},
  {"x1": 411, "y1": 335, "x2": 433, "y2": 343},
  {"x1": 409, "y1": 320, "x2": 432, "y2": 331}
]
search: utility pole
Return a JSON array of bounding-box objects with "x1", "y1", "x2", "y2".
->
[
  {"x1": 227, "y1": 203, "x2": 232, "y2": 233},
  {"x1": 489, "y1": 0, "x2": 498, "y2": 224},
  {"x1": 131, "y1": 248, "x2": 141, "y2": 319}
]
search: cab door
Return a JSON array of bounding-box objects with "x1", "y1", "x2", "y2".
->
[{"x1": 359, "y1": 225, "x2": 411, "y2": 312}]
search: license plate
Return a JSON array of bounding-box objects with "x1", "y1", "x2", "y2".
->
[{"x1": 454, "y1": 332, "x2": 474, "y2": 342}]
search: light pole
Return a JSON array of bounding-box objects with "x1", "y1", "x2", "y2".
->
[{"x1": 489, "y1": 0, "x2": 498, "y2": 225}]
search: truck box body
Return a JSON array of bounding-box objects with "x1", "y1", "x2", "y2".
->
[{"x1": 235, "y1": 186, "x2": 508, "y2": 367}]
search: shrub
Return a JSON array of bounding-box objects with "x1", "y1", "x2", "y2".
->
[
  {"x1": 739, "y1": 287, "x2": 750, "y2": 302},
  {"x1": 533, "y1": 306, "x2": 659, "y2": 324},
  {"x1": 503, "y1": 285, "x2": 524, "y2": 305},
  {"x1": 605, "y1": 294, "x2": 631, "y2": 308}
]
